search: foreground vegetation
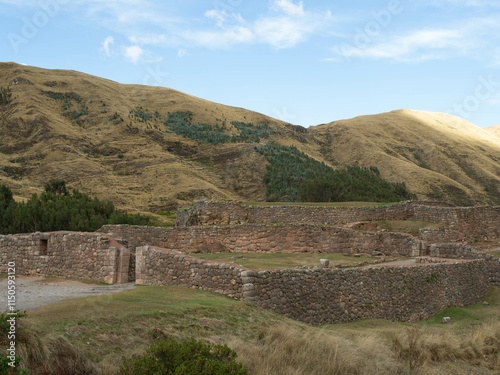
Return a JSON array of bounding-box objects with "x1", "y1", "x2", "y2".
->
[
  {"x1": 0, "y1": 180, "x2": 157, "y2": 235},
  {"x1": 255, "y1": 144, "x2": 417, "y2": 203},
  {"x1": 3, "y1": 283, "x2": 497, "y2": 374}
]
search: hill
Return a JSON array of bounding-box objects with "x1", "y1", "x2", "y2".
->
[
  {"x1": 486, "y1": 125, "x2": 500, "y2": 139},
  {"x1": 309, "y1": 110, "x2": 500, "y2": 205},
  {"x1": 1, "y1": 62, "x2": 499, "y2": 211}
]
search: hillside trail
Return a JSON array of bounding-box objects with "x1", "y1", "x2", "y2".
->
[{"x1": 0, "y1": 276, "x2": 135, "y2": 312}]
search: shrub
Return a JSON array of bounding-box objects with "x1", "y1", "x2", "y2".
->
[
  {"x1": 119, "y1": 337, "x2": 247, "y2": 375},
  {"x1": 0, "y1": 87, "x2": 13, "y2": 105},
  {"x1": 255, "y1": 143, "x2": 416, "y2": 203},
  {"x1": 164, "y1": 112, "x2": 275, "y2": 144}
]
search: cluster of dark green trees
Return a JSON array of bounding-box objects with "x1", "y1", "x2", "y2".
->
[
  {"x1": 255, "y1": 143, "x2": 417, "y2": 202},
  {"x1": 0, "y1": 86, "x2": 12, "y2": 105},
  {"x1": 128, "y1": 107, "x2": 162, "y2": 124},
  {"x1": 164, "y1": 111, "x2": 275, "y2": 144},
  {"x1": 0, "y1": 180, "x2": 155, "y2": 235}
]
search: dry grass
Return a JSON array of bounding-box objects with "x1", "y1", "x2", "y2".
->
[
  {"x1": 486, "y1": 125, "x2": 500, "y2": 139},
  {"x1": 1, "y1": 63, "x2": 500, "y2": 211},
  {"x1": 229, "y1": 323, "x2": 405, "y2": 375},
  {"x1": 9, "y1": 285, "x2": 500, "y2": 375},
  {"x1": 392, "y1": 321, "x2": 500, "y2": 372},
  {"x1": 11, "y1": 319, "x2": 99, "y2": 374}
]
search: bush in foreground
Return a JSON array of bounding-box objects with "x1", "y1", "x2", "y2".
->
[{"x1": 120, "y1": 337, "x2": 247, "y2": 375}]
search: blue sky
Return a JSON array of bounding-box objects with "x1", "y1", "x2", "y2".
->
[{"x1": 1, "y1": 0, "x2": 499, "y2": 128}]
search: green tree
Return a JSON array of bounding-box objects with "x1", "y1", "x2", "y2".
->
[{"x1": 44, "y1": 179, "x2": 68, "y2": 196}]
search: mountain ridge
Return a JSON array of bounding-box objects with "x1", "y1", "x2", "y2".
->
[{"x1": 0, "y1": 62, "x2": 499, "y2": 212}]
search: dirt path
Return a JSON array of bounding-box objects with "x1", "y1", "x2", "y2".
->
[{"x1": 0, "y1": 276, "x2": 135, "y2": 312}]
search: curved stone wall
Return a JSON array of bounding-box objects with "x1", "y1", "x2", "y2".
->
[{"x1": 135, "y1": 245, "x2": 490, "y2": 325}]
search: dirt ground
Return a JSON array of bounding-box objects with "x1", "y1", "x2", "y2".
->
[{"x1": 0, "y1": 276, "x2": 135, "y2": 312}]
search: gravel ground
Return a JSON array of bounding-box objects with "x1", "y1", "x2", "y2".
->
[{"x1": 0, "y1": 276, "x2": 135, "y2": 313}]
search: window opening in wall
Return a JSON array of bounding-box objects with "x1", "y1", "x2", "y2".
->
[{"x1": 39, "y1": 239, "x2": 48, "y2": 255}]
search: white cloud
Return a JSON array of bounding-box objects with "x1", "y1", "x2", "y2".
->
[
  {"x1": 255, "y1": 17, "x2": 311, "y2": 49},
  {"x1": 273, "y1": 0, "x2": 305, "y2": 17},
  {"x1": 338, "y1": 29, "x2": 465, "y2": 62},
  {"x1": 205, "y1": 9, "x2": 227, "y2": 27},
  {"x1": 183, "y1": 26, "x2": 254, "y2": 48},
  {"x1": 177, "y1": 49, "x2": 187, "y2": 58},
  {"x1": 124, "y1": 45, "x2": 144, "y2": 63},
  {"x1": 328, "y1": 16, "x2": 500, "y2": 63},
  {"x1": 422, "y1": 0, "x2": 500, "y2": 7},
  {"x1": 253, "y1": 1, "x2": 332, "y2": 49},
  {"x1": 204, "y1": 9, "x2": 245, "y2": 28},
  {"x1": 102, "y1": 36, "x2": 114, "y2": 56}
]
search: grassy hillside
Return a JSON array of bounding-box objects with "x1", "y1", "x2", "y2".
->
[
  {"x1": 12, "y1": 282, "x2": 500, "y2": 374},
  {"x1": 310, "y1": 110, "x2": 500, "y2": 205},
  {"x1": 486, "y1": 125, "x2": 500, "y2": 139},
  {"x1": 1, "y1": 62, "x2": 500, "y2": 211}
]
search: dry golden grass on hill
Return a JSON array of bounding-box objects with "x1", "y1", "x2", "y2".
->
[
  {"x1": 311, "y1": 110, "x2": 500, "y2": 205},
  {"x1": 486, "y1": 125, "x2": 500, "y2": 139},
  {"x1": 1, "y1": 62, "x2": 500, "y2": 213}
]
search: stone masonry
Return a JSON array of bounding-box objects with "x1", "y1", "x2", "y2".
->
[
  {"x1": 1, "y1": 200, "x2": 499, "y2": 326},
  {"x1": 0, "y1": 232, "x2": 129, "y2": 284}
]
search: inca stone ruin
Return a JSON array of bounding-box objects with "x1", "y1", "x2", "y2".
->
[{"x1": 1, "y1": 201, "x2": 499, "y2": 325}]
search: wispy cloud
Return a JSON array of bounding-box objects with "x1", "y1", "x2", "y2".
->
[
  {"x1": 332, "y1": 28, "x2": 466, "y2": 62},
  {"x1": 328, "y1": 16, "x2": 500, "y2": 64},
  {"x1": 421, "y1": 0, "x2": 500, "y2": 7},
  {"x1": 89, "y1": 0, "x2": 332, "y2": 53},
  {"x1": 273, "y1": 0, "x2": 305, "y2": 16},
  {"x1": 101, "y1": 36, "x2": 114, "y2": 57}
]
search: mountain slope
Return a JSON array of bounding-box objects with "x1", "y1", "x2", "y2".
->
[
  {"x1": 486, "y1": 125, "x2": 500, "y2": 139},
  {"x1": 1, "y1": 62, "x2": 499, "y2": 211},
  {"x1": 309, "y1": 110, "x2": 500, "y2": 205}
]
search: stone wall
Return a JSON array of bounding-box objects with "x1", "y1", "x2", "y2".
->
[
  {"x1": 135, "y1": 245, "x2": 489, "y2": 325},
  {"x1": 0, "y1": 232, "x2": 129, "y2": 284},
  {"x1": 428, "y1": 243, "x2": 500, "y2": 285},
  {"x1": 175, "y1": 201, "x2": 416, "y2": 227},
  {"x1": 176, "y1": 201, "x2": 500, "y2": 244},
  {"x1": 247, "y1": 260, "x2": 488, "y2": 325},
  {"x1": 135, "y1": 246, "x2": 245, "y2": 298},
  {"x1": 100, "y1": 224, "x2": 425, "y2": 257},
  {"x1": 419, "y1": 206, "x2": 500, "y2": 243}
]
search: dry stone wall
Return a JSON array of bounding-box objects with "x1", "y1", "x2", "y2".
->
[
  {"x1": 100, "y1": 224, "x2": 425, "y2": 257},
  {"x1": 427, "y1": 243, "x2": 500, "y2": 285},
  {"x1": 135, "y1": 246, "x2": 245, "y2": 298},
  {"x1": 175, "y1": 201, "x2": 415, "y2": 226},
  {"x1": 418, "y1": 206, "x2": 500, "y2": 243},
  {"x1": 135, "y1": 245, "x2": 489, "y2": 325},
  {"x1": 0, "y1": 232, "x2": 129, "y2": 284},
  {"x1": 247, "y1": 260, "x2": 489, "y2": 324},
  {"x1": 177, "y1": 201, "x2": 500, "y2": 244}
]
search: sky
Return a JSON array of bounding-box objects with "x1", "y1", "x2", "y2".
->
[{"x1": 1, "y1": 0, "x2": 499, "y2": 128}]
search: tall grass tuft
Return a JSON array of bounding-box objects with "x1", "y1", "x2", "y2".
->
[
  {"x1": 13, "y1": 319, "x2": 99, "y2": 375},
  {"x1": 228, "y1": 323, "x2": 404, "y2": 375},
  {"x1": 392, "y1": 320, "x2": 500, "y2": 371}
]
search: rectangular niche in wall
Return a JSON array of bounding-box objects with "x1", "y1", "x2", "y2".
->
[{"x1": 39, "y1": 239, "x2": 48, "y2": 255}]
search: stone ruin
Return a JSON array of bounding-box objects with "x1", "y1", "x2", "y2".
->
[{"x1": 1, "y1": 200, "x2": 499, "y2": 325}]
